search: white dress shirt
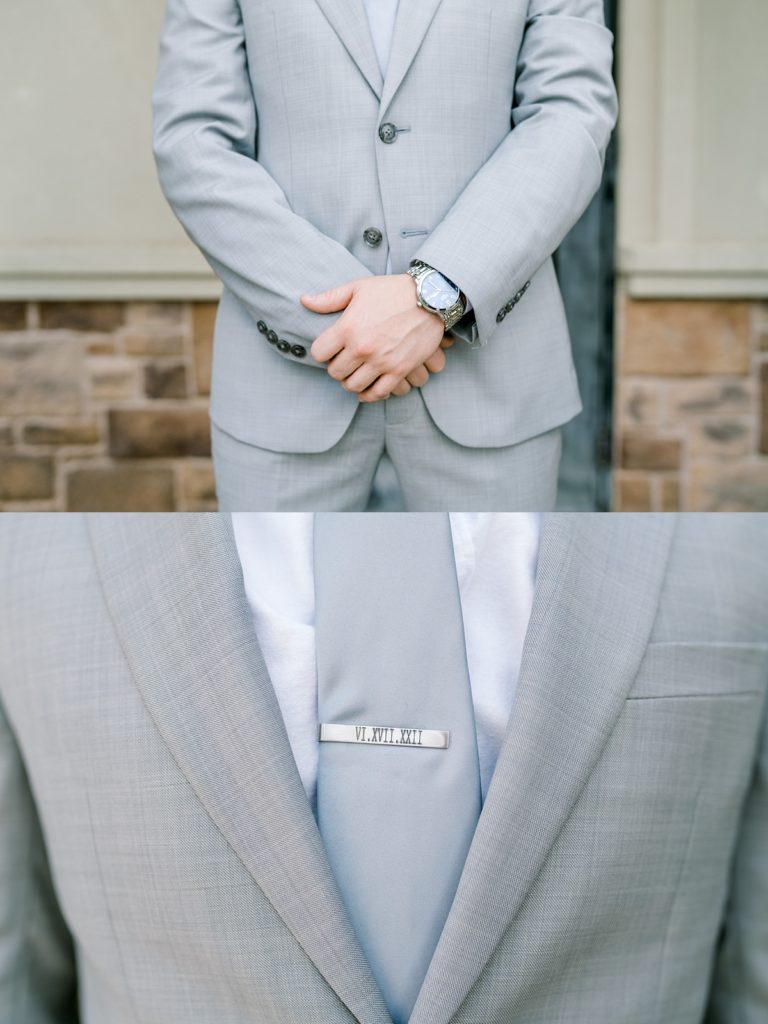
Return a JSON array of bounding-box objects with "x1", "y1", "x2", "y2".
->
[
  {"x1": 232, "y1": 514, "x2": 540, "y2": 809},
  {"x1": 362, "y1": 0, "x2": 400, "y2": 80}
]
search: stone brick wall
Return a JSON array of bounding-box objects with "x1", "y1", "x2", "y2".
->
[
  {"x1": 613, "y1": 293, "x2": 768, "y2": 511},
  {"x1": 0, "y1": 300, "x2": 218, "y2": 510},
  {"x1": 3, "y1": 295, "x2": 767, "y2": 511}
]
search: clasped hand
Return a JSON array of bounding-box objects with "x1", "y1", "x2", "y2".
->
[{"x1": 300, "y1": 274, "x2": 454, "y2": 403}]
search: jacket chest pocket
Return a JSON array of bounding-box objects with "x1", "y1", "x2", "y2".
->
[
  {"x1": 617, "y1": 642, "x2": 766, "y2": 805},
  {"x1": 598, "y1": 642, "x2": 767, "y2": 869}
]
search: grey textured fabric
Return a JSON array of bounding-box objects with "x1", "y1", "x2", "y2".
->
[
  {"x1": 210, "y1": 409, "x2": 562, "y2": 512},
  {"x1": 314, "y1": 514, "x2": 482, "y2": 1023},
  {"x1": 152, "y1": 0, "x2": 618, "y2": 454},
  {"x1": 0, "y1": 514, "x2": 766, "y2": 1024}
]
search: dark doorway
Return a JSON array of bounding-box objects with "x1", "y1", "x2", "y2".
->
[{"x1": 555, "y1": 0, "x2": 618, "y2": 510}]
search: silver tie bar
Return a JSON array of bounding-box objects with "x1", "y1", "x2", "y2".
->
[{"x1": 319, "y1": 723, "x2": 450, "y2": 749}]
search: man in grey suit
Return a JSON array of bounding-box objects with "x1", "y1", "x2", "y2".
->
[
  {"x1": 0, "y1": 512, "x2": 766, "y2": 1023},
  {"x1": 151, "y1": 0, "x2": 618, "y2": 510}
]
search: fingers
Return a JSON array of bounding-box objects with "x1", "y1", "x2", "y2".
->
[
  {"x1": 300, "y1": 280, "x2": 358, "y2": 313},
  {"x1": 347, "y1": 347, "x2": 445, "y2": 402},
  {"x1": 440, "y1": 335, "x2": 455, "y2": 348},
  {"x1": 357, "y1": 373, "x2": 402, "y2": 403},
  {"x1": 325, "y1": 351, "x2": 365, "y2": 381},
  {"x1": 356, "y1": 360, "x2": 431, "y2": 403},
  {"x1": 406, "y1": 365, "x2": 429, "y2": 388},
  {"x1": 424, "y1": 348, "x2": 447, "y2": 373},
  {"x1": 307, "y1": 283, "x2": 362, "y2": 363},
  {"x1": 310, "y1": 328, "x2": 346, "y2": 364},
  {"x1": 340, "y1": 360, "x2": 382, "y2": 395}
]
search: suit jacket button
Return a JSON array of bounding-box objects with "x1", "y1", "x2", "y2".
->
[
  {"x1": 257, "y1": 320, "x2": 268, "y2": 333},
  {"x1": 267, "y1": 329, "x2": 278, "y2": 344},
  {"x1": 277, "y1": 340, "x2": 291, "y2": 353},
  {"x1": 496, "y1": 309, "x2": 507, "y2": 323},
  {"x1": 363, "y1": 227, "x2": 383, "y2": 247},
  {"x1": 378, "y1": 122, "x2": 398, "y2": 144},
  {"x1": 291, "y1": 344, "x2": 307, "y2": 358}
]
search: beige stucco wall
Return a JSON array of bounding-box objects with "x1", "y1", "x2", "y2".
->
[
  {"x1": 4, "y1": 0, "x2": 765, "y2": 300},
  {"x1": 0, "y1": 0, "x2": 218, "y2": 299},
  {"x1": 613, "y1": 0, "x2": 768, "y2": 511},
  {"x1": 616, "y1": 0, "x2": 768, "y2": 297}
]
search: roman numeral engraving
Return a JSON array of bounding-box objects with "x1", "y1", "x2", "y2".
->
[{"x1": 318, "y1": 724, "x2": 449, "y2": 749}]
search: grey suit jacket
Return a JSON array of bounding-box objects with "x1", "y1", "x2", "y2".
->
[
  {"x1": 0, "y1": 514, "x2": 767, "y2": 1024},
  {"x1": 151, "y1": 0, "x2": 618, "y2": 453}
]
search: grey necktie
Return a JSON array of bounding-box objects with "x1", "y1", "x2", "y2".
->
[{"x1": 313, "y1": 513, "x2": 482, "y2": 1024}]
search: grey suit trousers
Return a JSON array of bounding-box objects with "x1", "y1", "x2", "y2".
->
[{"x1": 211, "y1": 390, "x2": 562, "y2": 511}]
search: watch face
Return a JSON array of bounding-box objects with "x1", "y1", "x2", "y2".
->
[{"x1": 421, "y1": 270, "x2": 460, "y2": 311}]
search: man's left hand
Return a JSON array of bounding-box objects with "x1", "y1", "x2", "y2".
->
[{"x1": 300, "y1": 274, "x2": 453, "y2": 403}]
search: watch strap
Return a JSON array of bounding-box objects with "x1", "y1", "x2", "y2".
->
[{"x1": 407, "y1": 260, "x2": 466, "y2": 331}]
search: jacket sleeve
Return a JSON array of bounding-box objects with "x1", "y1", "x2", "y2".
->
[
  {"x1": 0, "y1": 697, "x2": 79, "y2": 1024},
  {"x1": 151, "y1": 0, "x2": 374, "y2": 369},
  {"x1": 705, "y1": 689, "x2": 768, "y2": 1023},
  {"x1": 410, "y1": 0, "x2": 619, "y2": 347}
]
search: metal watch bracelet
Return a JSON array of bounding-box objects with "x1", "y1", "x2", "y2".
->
[{"x1": 407, "y1": 260, "x2": 467, "y2": 331}]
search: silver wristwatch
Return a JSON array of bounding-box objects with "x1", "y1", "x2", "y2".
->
[{"x1": 407, "y1": 260, "x2": 467, "y2": 331}]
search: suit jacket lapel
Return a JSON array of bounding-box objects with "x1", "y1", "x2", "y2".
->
[
  {"x1": 409, "y1": 513, "x2": 677, "y2": 1024},
  {"x1": 378, "y1": 0, "x2": 445, "y2": 117},
  {"x1": 88, "y1": 514, "x2": 391, "y2": 1024},
  {"x1": 314, "y1": 0, "x2": 445, "y2": 114},
  {"x1": 314, "y1": 0, "x2": 384, "y2": 99}
]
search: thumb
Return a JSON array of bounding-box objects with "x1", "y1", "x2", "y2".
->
[{"x1": 300, "y1": 280, "x2": 357, "y2": 312}]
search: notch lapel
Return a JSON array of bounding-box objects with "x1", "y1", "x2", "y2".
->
[
  {"x1": 314, "y1": 0, "x2": 384, "y2": 99},
  {"x1": 409, "y1": 513, "x2": 677, "y2": 1024},
  {"x1": 313, "y1": 0, "x2": 445, "y2": 115},
  {"x1": 88, "y1": 514, "x2": 391, "y2": 1024},
  {"x1": 378, "y1": 0, "x2": 445, "y2": 116}
]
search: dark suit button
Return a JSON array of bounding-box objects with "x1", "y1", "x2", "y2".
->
[
  {"x1": 363, "y1": 227, "x2": 383, "y2": 247},
  {"x1": 257, "y1": 320, "x2": 268, "y2": 333},
  {"x1": 496, "y1": 309, "x2": 507, "y2": 323},
  {"x1": 267, "y1": 329, "x2": 278, "y2": 344},
  {"x1": 291, "y1": 344, "x2": 307, "y2": 358},
  {"x1": 277, "y1": 340, "x2": 291, "y2": 353},
  {"x1": 378, "y1": 122, "x2": 398, "y2": 144},
  {"x1": 505, "y1": 299, "x2": 514, "y2": 311}
]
